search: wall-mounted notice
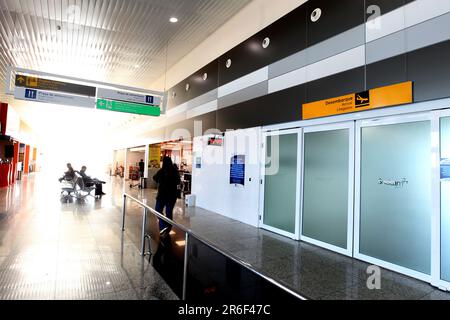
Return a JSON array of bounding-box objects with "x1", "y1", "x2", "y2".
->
[
  {"x1": 97, "y1": 88, "x2": 161, "y2": 106},
  {"x1": 195, "y1": 157, "x2": 202, "y2": 169},
  {"x1": 14, "y1": 86, "x2": 95, "y2": 108},
  {"x1": 441, "y1": 158, "x2": 450, "y2": 180},
  {"x1": 230, "y1": 155, "x2": 245, "y2": 186},
  {"x1": 208, "y1": 135, "x2": 223, "y2": 146}
]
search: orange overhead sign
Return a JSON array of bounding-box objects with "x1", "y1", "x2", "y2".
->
[{"x1": 302, "y1": 81, "x2": 413, "y2": 120}]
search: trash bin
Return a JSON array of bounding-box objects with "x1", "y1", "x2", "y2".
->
[
  {"x1": 16, "y1": 162, "x2": 23, "y2": 181},
  {"x1": 140, "y1": 177, "x2": 147, "y2": 189},
  {"x1": 185, "y1": 194, "x2": 196, "y2": 207}
]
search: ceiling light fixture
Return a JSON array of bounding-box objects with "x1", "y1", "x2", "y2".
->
[{"x1": 170, "y1": 17, "x2": 178, "y2": 23}]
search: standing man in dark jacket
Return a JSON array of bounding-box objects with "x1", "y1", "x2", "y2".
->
[
  {"x1": 153, "y1": 157, "x2": 181, "y2": 236},
  {"x1": 138, "y1": 159, "x2": 145, "y2": 178}
]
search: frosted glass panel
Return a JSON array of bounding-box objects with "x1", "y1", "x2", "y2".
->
[
  {"x1": 441, "y1": 117, "x2": 450, "y2": 281},
  {"x1": 263, "y1": 134, "x2": 297, "y2": 234},
  {"x1": 360, "y1": 121, "x2": 431, "y2": 274},
  {"x1": 302, "y1": 129, "x2": 349, "y2": 249}
]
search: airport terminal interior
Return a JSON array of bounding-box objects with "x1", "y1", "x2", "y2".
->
[{"x1": 2, "y1": 0, "x2": 450, "y2": 302}]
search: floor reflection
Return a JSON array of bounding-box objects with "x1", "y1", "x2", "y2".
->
[{"x1": 0, "y1": 173, "x2": 178, "y2": 300}]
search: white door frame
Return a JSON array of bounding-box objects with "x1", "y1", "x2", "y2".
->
[
  {"x1": 300, "y1": 121, "x2": 355, "y2": 257},
  {"x1": 354, "y1": 112, "x2": 433, "y2": 283},
  {"x1": 431, "y1": 109, "x2": 450, "y2": 291},
  {"x1": 260, "y1": 128, "x2": 302, "y2": 240}
]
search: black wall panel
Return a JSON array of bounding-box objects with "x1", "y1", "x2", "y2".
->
[
  {"x1": 306, "y1": 0, "x2": 365, "y2": 47},
  {"x1": 407, "y1": 40, "x2": 450, "y2": 102},
  {"x1": 306, "y1": 67, "x2": 365, "y2": 103},
  {"x1": 167, "y1": 81, "x2": 190, "y2": 110},
  {"x1": 218, "y1": 5, "x2": 307, "y2": 87},
  {"x1": 167, "y1": 60, "x2": 219, "y2": 110},
  {"x1": 366, "y1": 54, "x2": 407, "y2": 90},
  {"x1": 216, "y1": 84, "x2": 306, "y2": 131},
  {"x1": 186, "y1": 60, "x2": 219, "y2": 99},
  {"x1": 164, "y1": 111, "x2": 217, "y2": 140}
]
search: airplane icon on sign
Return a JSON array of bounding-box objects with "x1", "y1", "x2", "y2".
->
[{"x1": 356, "y1": 95, "x2": 369, "y2": 104}]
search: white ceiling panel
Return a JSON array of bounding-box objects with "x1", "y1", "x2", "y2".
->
[
  {"x1": 0, "y1": 0, "x2": 251, "y2": 90},
  {"x1": 0, "y1": 0, "x2": 252, "y2": 137}
]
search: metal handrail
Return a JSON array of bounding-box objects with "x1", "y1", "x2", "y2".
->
[{"x1": 121, "y1": 192, "x2": 307, "y2": 301}]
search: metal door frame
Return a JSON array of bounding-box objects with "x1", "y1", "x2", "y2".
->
[
  {"x1": 431, "y1": 109, "x2": 450, "y2": 291},
  {"x1": 300, "y1": 121, "x2": 355, "y2": 257},
  {"x1": 260, "y1": 128, "x2": 302, "y2": 240},
  {"x1": 354, "y1": 112, "x2": 433, "y2": 283}
]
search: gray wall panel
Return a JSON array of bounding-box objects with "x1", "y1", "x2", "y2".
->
[
  {"x1": 187, "y1": 89, "x2": 218, "y2": 110},
  {"x1": 269, "y1": 50, "x2": 307, "y2": 79},
  {"x1": 366, "y1": 30, "x2": 406, "y2": 64},
  {"x1": 406, "y1": 12, "x2": 450, "y2": 52},
  {"x1": 218, "y1": 81, "x2": 268, "y2": 109},
  {"x1": 307, "y1": 25, "x2": 365, "y2": 65}
]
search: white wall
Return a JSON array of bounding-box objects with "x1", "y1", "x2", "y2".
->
[
  {"x1": 114, "y1": 149, "x2": 126, "y2": 166},
  {"x1": 192, "y1": 127, "x2": 261, "y2": 227}
]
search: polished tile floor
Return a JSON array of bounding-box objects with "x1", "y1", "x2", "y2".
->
[
  {"x1": 0, "y1": 173, "x2": 177, "y2": 300},
  {"x1": 127, "y1": 185, "x2": 450, "y2": 301},
  {"x1": 2, "y1": 173, "x2": 450, "y2": 300}
]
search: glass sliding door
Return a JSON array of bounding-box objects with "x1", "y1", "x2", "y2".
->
[
  {"x1": 440, "y1": 116, "x2": 450, "y2": 283},
  {"x1": 301, "y1": 122, "x2": 354, "y2": 256},
  {"x1": 356, "y1": 114, "x2": 432, "y2": 279},
  {"x1": 261, "y1": 129, "x2": 301, "y2": 239}
]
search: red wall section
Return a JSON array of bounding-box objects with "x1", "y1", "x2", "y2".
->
[
  {"x1": 0, "y1": 103, "x2": 8, "y2": 135},
  {"x1": 24, "y1": 145, "x2": 30, "y2": 174},
  {"x1": 12, "y1": 141, "x2": 19, "y2": 183}
]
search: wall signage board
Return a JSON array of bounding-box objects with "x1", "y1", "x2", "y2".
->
[
  {"x1": 441, "y1": 158, "x2": 450, "y2": 180},
  {"x1": 195, "y1": 157, "x2": 202, "y2": 169},
  {"x1": 96, "y1": 99, "x2": 160, "y2": 116},
  {"x1": 15, "y1": 74, "x2": 96, "y2": 97},
  {"x1": 97, "y1": 88, "x2": 161, "y2": 107},
  {"x1": 14, "y1": 86, "x2": 95, "y2": 108},
  {"x1": 230, "y1": 155, "x2": 245, "y2": 186},
  {"x1": 302, "y1": 81, "x2": 413, "y2": 120},
  {"x1": 149, "y1": 145, "x2": 161, "y2": 168},
  {"x1": 208, "y1": 136, "x2": 223, "y2": 146}
]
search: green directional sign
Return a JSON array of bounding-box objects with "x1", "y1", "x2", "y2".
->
[{"x1": 96, "y1": 99, "x2": 160, "y2": 116}]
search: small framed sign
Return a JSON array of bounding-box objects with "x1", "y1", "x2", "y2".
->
[
  {"x1": 208, "y1": 136, "x2": 223, "y2": 146},
  {"x1": 230, "y1": 155, "x2": 245, "y2": 186}
]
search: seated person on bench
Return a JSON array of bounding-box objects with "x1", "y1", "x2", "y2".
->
[
  {"x1": 78, "y1": 166, "x2": 106, "y2": 196},
  {"x1": 58, "y1": 163, "x2": 75, "y2": 182}
]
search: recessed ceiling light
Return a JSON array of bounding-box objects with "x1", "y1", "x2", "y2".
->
[{"x1": 170, "y1": 17, "x2": 178, "y2": 23}]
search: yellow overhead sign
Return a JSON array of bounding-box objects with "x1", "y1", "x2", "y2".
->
[{"x1": 302, "y1": 81, "x2": 413, "y2": 120}]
